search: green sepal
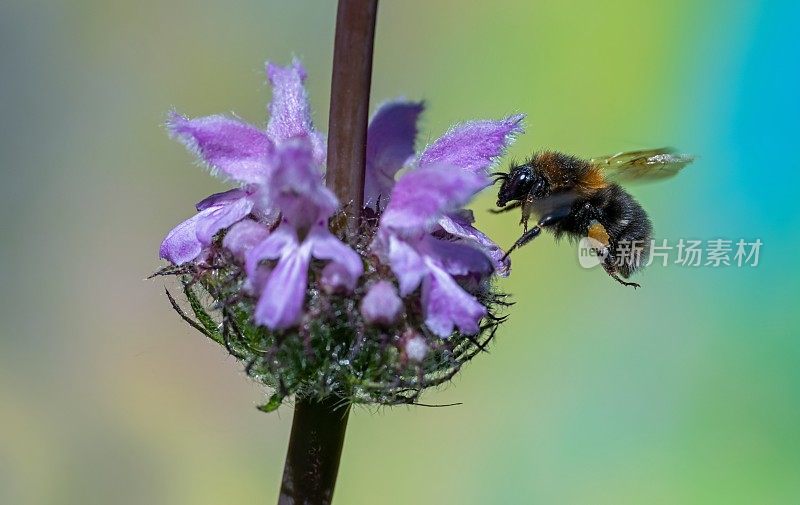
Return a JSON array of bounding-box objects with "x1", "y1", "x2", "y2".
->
[{"x1": 257, "y1": 393, "x2": 283, "y2": 413}]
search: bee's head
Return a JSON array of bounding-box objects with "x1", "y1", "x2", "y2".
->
[{"x1": 494, "y1": 163, "x2": 547, "y2": 207}]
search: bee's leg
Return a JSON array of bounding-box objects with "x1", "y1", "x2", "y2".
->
[
  {"x1": 501, "y1": 226, "x2": 541, "y2": 261},
  {"x1": 602, "y1": 262, "x2": 641, "y2": 289},
  {"x1": 520, "y1": 194, "x2": 537, "y2": 232},
  {"x1": 501, "y1": 210, "x2": 567, "y2": 260},
  {"x1": 587, "y1": 220, "x2": 641, "y2": 289},
  {"x1": 489, "y1": 201, "x2": 522, "y2": 214}
]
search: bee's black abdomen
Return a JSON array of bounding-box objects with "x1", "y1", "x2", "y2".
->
[
  {"x1": 610, "y1": 186, "x2": 652, "y2": 277},
  {"x1": 553, "y1": 183, "x2": 652, "y2": 277}
]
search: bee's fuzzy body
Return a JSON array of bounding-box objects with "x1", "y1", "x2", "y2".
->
[{"x1": 495, "y1": 151, "x2": 654, "y2": 285}]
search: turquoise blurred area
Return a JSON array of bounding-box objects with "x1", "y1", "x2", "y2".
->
[{"x1": 1, "y1": 1, "x2": 798, "y2": 504}]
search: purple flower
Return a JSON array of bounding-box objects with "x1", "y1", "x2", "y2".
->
[
  {"x1": 160, "y1": 59, "x2": 363, "y2": 330},
  {"x1": 363, "y1": 104, "x2": 523, "y2": 275},
  {"x1": 373, "y1": 165, "x2": 497, "y2": 336},
  {"x1": 244, "y1": 140, "x2": 362, "y2": 330},
  {"x1": 360, "y1": 281, "x2": 403, "y2": 326},
  {"x1": 367, "y1": 112, "x2": 524, "y2": 336},
  {"x1": 382, "y1": 231, "x2": 492, "y2": 336},
  {"x1": 246, "y1": 221, "x2": 363, "y2": 330},
  {"x1": 160, "y1": 59, "x2": 517, "y2": 337},
  {"x1": 159, "y1": 58, "x2": 324, "y2": 265},
  {"x1": 156, "y1": 53, "x2": 523, "y2": 408}
]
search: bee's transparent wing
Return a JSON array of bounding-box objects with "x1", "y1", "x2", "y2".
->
[{"x1": 590, "y1": 147, "x2": 694, "y2": 184}]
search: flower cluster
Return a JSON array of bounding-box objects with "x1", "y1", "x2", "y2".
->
[{"x1": 156, "y1": 59, "x2": 523, "y2": 408}]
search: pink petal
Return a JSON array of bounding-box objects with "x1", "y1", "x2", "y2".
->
[
  {"x1": 167, "y1": 111, "x2": 273, "y2": 184},
  {"x1": 364, "y1": 100, "x2": 425, "y2": 208},
  {"x1": 381, "y1": 165, "x2": 489, "y2": 235},
  {"x1": 417, "y1": 114, "x2": 524, "y2": 180}
]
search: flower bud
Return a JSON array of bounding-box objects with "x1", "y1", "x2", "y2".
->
[
  {"x1": 403, "y1": 333, "x2": 429, "y2": 363},
  {"x1": 223, "y1": 219, "x2": 270, "y2": 262},
  {"x1": 360, "y1": 281, "x2": 403, "y2": 326},
  {"x1": 320, "y1": 261, "x2": 358, "y2": 294}
]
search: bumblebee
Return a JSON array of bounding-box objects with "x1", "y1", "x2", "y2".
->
[{"x1": 493, "y1": 148, "x2": 694, "y2": 288}]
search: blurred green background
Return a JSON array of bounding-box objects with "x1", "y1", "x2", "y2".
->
[{"x1": 2, "y1": 0, "x2": 798, "y2": 504}]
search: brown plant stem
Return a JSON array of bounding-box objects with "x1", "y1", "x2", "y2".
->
[
  {"x1": 325, "y1": 0, "x2": 378, "y2": 221},
  {"x1": 278, "y1": 397, "x2": 351, "y2": 505},
  {"x1": 277, "y1": 1, "x2": 378, "y2": 504}
]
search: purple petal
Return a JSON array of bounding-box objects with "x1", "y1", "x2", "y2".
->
[
  {"x1": 417, "y1": 114, "x2": 525, "y2": 180},
  {"x1": 387, "y1": 235, "x2": 427, "y2": 296},
  {"x1": 159, "y1": 211, "x2": 208, "y2": 265},
  {"x1": 438, "y1": 211, "x2": 510, "y2": 276},
  {"x1": 308, "y1": 225, "x2": 363, "y2": 289},
  {"x1": 360, "y1": 281, "x2": 403, "y2": 326},
  {"x1": 222, "y1": 219, "x2": 270, "y2": 261},
  {"x1": 422, "y1": 264, "x2": 487, "y2": 337},
  {"x1": 270, "y1": 140, "x2": 339, "y2": 229},
  {"x1": 244, "y1": 265, "x2": 271, "y2": 296},
  {"x1": 245, "y1": 224, "x2": 298, "y2": 277},
  {"x1": 196, "y1": 188, "x2": 246, "y2": 211},
  {"x1": 364, "y1": 100, "x2": 425, "y2": 208},
  {"x1": 418, "y1": 235, "x2": 493, "y2": 277},
  {"x1": 381, "y1": 165, "x2": 489, "y2": 235},
  {"x1": 167, "y1": 111, "x2": 273, "y2": 184},
  {"x1": 254, "y1": 241, "x2": 313, "y2": 329},
  {"x1": 266, "y1": 60, "x2": 316, "y2": 144},
  {"x1": 310, "y1": 131, "x2": 327, "y2": 167},
  {"x1": 194, "y1": 195, "x2": 253, "y2": 245}
]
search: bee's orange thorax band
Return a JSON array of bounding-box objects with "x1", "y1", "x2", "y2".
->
[{"x1": 579, "y1": 166, "x2": 608, "y2": 192}]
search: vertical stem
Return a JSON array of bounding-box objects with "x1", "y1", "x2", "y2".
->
[
  {"x1": 278, "y1": 397, "x2": 351, "y2": 505},
  {"x1": 278, "y1": 2, "x2": 377, "y2": 504},
  {"x1": 326, "y1": 0, "x2": 379, "y2": 221}
]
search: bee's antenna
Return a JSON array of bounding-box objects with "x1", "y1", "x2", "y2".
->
[{"x1": 490, "y1": 171, "x2": 508, "y2": 185}]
